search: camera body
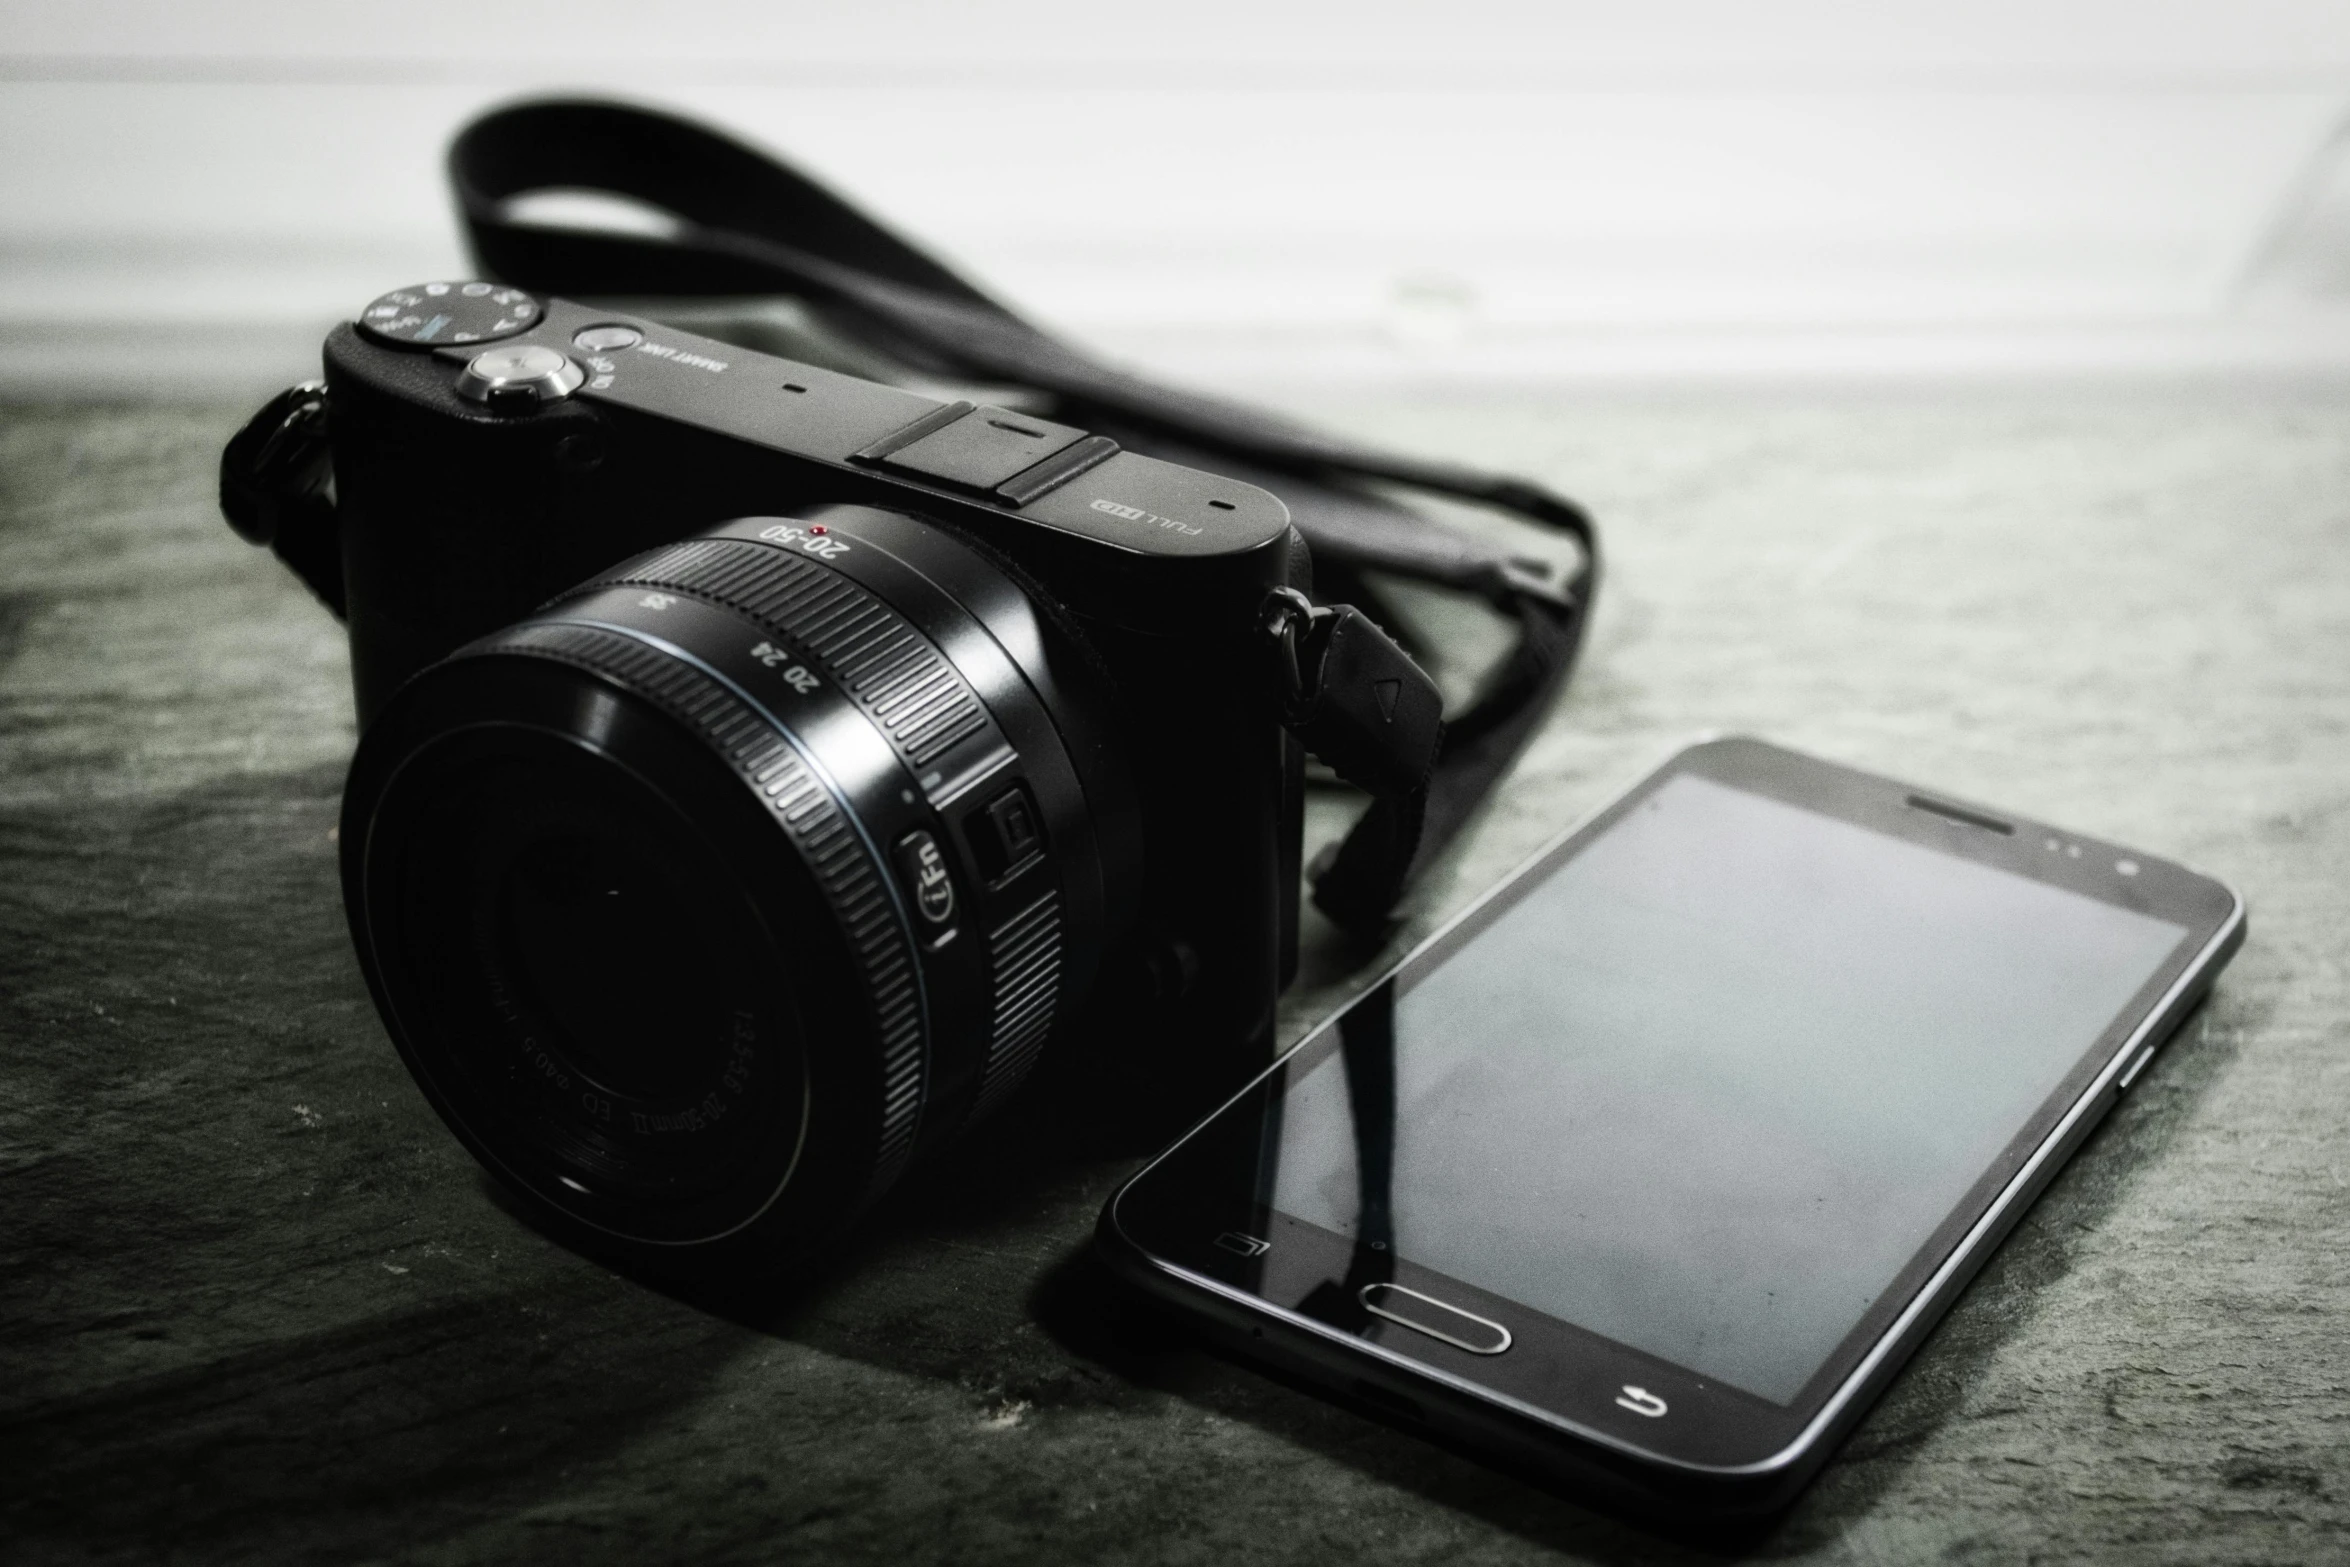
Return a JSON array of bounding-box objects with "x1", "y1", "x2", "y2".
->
[{"x1": 311, "y1": 285, "x2": 1310, "y2": 1267}]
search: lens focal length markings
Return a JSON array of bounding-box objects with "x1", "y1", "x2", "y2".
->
[
  {"x1": 575, "y1": 538, "x2": 1000, "y2": 790},
  {"x1": 552, "y1": 589, "x2": 903, "y2": 806}
]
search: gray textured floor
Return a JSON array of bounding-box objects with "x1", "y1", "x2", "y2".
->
[{"x1": 2, "y1": 385, "x2": 2346, "y2": 1564}]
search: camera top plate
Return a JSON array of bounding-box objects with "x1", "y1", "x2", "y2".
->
[
  {"x1": 418, "y1": 295, "x2": 1293, "y2": 567},
  {"x1": 322, "y1": 284, "x2": 1303, "y2": 686}
]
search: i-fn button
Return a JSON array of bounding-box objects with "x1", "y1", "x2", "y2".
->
[{"x1": 892, "y1": 829, "x2": 956, "y2": 925}]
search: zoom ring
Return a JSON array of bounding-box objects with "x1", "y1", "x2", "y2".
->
[
  {"x1": 581, "y1": 539, "x2": 990, "y2": 769},
  {"x1": 575, "y1": 533, "x2": 1071, "y2": 1126},
  {"x1": 480, "y1": 620, "x2": 930, "y2": 1202}
]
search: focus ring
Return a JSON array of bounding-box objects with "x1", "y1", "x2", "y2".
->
[
  {"x1": 478, "y1": 619, "x2": 929, "y2": 1197},
  {"x1": 579, "y1": 539, "x2": 990, "y2": 769}
]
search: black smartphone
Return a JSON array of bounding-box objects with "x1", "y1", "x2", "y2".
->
[{"x1": 1095, "y1": 736, "x2": 2244, "y2": 1518}]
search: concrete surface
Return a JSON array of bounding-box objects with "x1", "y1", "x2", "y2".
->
[{"x1": 2, "y1": 384, "x2": 2346, "y2": 1563}]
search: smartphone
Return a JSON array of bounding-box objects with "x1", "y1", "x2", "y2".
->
[{"x1": 1095, "y1": 737, "x2": 2244, "y2": 1518}]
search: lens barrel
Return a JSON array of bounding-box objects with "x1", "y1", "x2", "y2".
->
[{"x1": 342, "y1": 506, "x2": 1131, "y2": 1269}]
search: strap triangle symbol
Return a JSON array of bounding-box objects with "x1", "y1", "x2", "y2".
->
[{"x1": 1373, "y1": 677, "x2": 1401, "y2": 722}]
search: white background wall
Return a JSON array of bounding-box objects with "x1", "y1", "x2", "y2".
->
[{"x1": 5, "y1": 0, "x2": 2350, "y2": 394}]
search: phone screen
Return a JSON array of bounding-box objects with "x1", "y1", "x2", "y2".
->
[{"x1": 1265, "y1": 770, "x2": 2191, "y2": 1405}]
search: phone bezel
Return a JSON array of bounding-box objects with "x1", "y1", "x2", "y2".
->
[{"x1": 1100, "y1": 735, "x2": 2245, "y2": 1495}]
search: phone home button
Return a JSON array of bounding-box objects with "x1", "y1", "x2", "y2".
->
[{"x1": 1357, "y1": 1283, "x2": 1512, "y2": 1355}]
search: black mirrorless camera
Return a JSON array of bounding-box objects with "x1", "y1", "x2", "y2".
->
[{"x1": 224, "y1": 282, "x2": 1425, "y2": 1274}]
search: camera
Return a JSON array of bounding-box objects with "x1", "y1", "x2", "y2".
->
[{"x1": 221, "y1": 281, "x2": 1437, "y2": 1274}]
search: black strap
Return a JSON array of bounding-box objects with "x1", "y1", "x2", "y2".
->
[{"x1": 448, "y1": 99, "x2": 1599, "y2": 939}]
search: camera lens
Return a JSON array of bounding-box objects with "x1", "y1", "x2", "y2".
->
[{"x1": 342, "y1": 506, "x2": 1134, "y2": 1269}]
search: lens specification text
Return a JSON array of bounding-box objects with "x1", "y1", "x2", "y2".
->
[{"x1": 759, "y1": 522, "x2": 852, "y2": 560}]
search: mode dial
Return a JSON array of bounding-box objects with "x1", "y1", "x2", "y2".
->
[{"x1": 357, "y1": 282, "x2": 541, "y2": 349}]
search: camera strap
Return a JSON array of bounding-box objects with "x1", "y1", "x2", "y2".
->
[{"x1": 433, "y1": 99, "x2": 1599, "y2": 939}]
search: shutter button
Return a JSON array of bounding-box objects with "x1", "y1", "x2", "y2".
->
[{"x1": 455, "y1": 344, "x2": 585, "y2": 410}]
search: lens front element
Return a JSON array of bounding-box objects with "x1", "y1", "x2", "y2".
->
[
  {"x1": 500, "y1": 830, "x2": 728, "y2": 1104},
  {"x1": 383, "y1": 725, "x2": 813, "y2": 1244}
]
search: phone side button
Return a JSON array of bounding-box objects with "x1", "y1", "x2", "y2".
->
[
  {"x1": 2117, "y1": 1042, "x2": 2159, "y2": 1090},
  {"x1": 1358, "y1": 1283, "x2": 1512, "y2": 1355}
]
